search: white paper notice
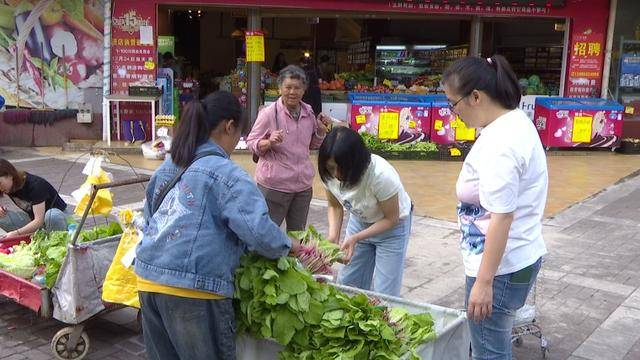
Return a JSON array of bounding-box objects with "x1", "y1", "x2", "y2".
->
[{"x1": 140, "y1": 26, "x2": 154, "y2": 45}]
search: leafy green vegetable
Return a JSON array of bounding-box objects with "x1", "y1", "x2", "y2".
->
[
  {"x1": 289, "y1": 225, "x2": 343, "y2": 274},
  {"x1": 0, "y1": 243, "x2": 36, "y2": 279},
  {"x1": 19, "y1": 223, "x2": 123, "y2": 288},
  {"x1": 360, "y1": 132, "x2": 438, "y2": 154},
  {"x1": 234, "y1": 253, "x2": 436, "y2": 359}
]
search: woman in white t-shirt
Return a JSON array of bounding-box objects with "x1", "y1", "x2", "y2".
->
[
  {"x1": 318, "y1": 127, "x2": 412, "y2": 296},
  {"x1": 442, "y1": 55, "x2": 547, "y2": 359}
]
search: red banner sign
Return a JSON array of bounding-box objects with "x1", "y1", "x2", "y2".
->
[
  {"x1": 110, "y1": 8, "x2": 155, "y2": 94},
  {"x1": 566, "y1": 31, "x2": 604, "y2": 98}
]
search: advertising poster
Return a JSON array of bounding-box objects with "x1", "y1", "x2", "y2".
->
[{"x1": 0, "y1": 0, "x2": 104, "y2": 109}]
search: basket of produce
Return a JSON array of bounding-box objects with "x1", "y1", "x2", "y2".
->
[{"x1": 233, "y1": 226, "x2": 469, "y2": 360}]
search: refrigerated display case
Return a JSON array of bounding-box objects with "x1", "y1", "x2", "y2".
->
[
  {"x1": 429, "y1": 95, "x2": 477, "y2": 145},
  {"x1": 534, "y1": 97, "x2": 624, "y2": 149},
  {"x1": 348, "y1": 93, "x2": 433, "y2": 143}
]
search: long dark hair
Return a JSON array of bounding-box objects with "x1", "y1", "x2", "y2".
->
[
  {"x1": 171, "y1": 91, "x2": 245, "y2": 168},
  {"x1": 318, "y1": 127, "x2": 371, "y2": 188},
  {"x1": 0, "y1": 158, "x2": 26, "y2": 195},
  {"x1": 442, "y1": 54, "x2": 521, "y2": 110}
]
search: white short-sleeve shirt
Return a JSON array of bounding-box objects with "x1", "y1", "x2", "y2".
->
[
  {"x1": 456, "y1": 108, "x2": 548, "y2": 277},
  {"x1": 324, "y1": 154, "x2": 412, "y2": 223}
]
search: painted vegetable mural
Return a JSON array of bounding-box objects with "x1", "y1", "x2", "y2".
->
[{"x1": 0, "y1": 0, "x2": 104, "y2": 109}]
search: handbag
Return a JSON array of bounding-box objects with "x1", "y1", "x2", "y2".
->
[{"x1": 252, "y1": 103, "x2": 279, "y2": 163}]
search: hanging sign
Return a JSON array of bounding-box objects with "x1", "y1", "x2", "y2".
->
[
  {"x1": 378, "y1": 112, "x2": 400, "y2": 140},
  {"x1": 245, "y1": 31, "x2": 265, "y2": 62}
]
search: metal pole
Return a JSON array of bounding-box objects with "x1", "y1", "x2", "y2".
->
[
  {"x1": 469, "y1": 16, "x2": 482, "y2": 57},
  {"x1": 601, "y1": 0, "x2": 618, "y2": 99},
  {"x1": 102, "y1": 0, "x2": 112, "y2": 142},
  {"x1": 247, "y1": 8, "x2": 261, "y2": 127},
  {"x1": 71, "y1": 175, "x2": 150, "y2": 245}
]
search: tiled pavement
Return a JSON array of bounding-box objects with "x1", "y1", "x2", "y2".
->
[{"x1": 1, "y1": 147, "x2": 640, "y2": 359}]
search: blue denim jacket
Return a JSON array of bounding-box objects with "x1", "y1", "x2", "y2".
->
[{"x1": 134, "y1": 140, "x2": 291, "y2": 298}]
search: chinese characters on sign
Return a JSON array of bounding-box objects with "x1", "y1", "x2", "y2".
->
[
  {"x1": 245, "y1": 31, "x2": 265, "y2": 62},
  {"x1": 111, "y1": 10, "x2": 155, "y2": 95},
  {"x1": 387, "y1": 2, "x2": 551, "y2": 15},
  {"x1": 567, "y1": 32, "x2": 605, "y2": 98}
]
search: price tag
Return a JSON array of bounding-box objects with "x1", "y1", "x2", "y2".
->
[
  {"x1": 378, "y1": 112, "x2": 399, "y2": 140},
  {"x1": 626, "y1": 106, "x2": 635, "y2": 115},
  {"x1": 571, "y1": 116, "x2": 593, "y2": 143},
  {"x1": 434, "y1": 119, "x2": 443, "y2": 131},
  {"x1": 245, "y1": 31, "x2": 265, "y2": 62},
  {"x1": 409, "y1": 120, "x2": 416, "y2": 129},
  {"x1": 455, "y1": 120, "x2": 476, "y2": 141},
  {"x1": 449, "y1": 148, "x2": 462, "y2": 157},
  {"x1": 356, "y1": 114, "x2": 367, "y2": 124}
]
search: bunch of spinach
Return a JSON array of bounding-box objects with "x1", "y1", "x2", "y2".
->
[
  {"x1": 234, "y1": 253, "x2": 436, "y2": 359},
  {"x1": 289, "y1": 225, "x2": 343, "y2": 274}
]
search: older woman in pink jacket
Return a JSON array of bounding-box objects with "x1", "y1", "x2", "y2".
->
[{"x1": 247, "y1": 65, "x2": 330, "y2": 231}]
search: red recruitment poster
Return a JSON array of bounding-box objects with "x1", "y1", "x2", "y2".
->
[
  {"x1": 566, "y1": 31, "x2": 605, "y2": 98},
  {"x1": 110, "y1": 6, "x2": 156, "y2": 140}
]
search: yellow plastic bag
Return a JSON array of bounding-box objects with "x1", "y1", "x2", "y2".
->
[
  {"x1": 102, "y1": 210, "x2": 141, "y2": 308},
  {"x1": 71, "y1": 156, "x2": 114, "y2": 217}
]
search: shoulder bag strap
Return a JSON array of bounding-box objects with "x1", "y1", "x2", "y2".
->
[{"x1": 151, "y1": 150, "x2": 220, "y2": 216}]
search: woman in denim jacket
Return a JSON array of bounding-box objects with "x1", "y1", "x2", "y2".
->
[{"x1": 135, "y1": 91, "x2": 299, "y2": 360}]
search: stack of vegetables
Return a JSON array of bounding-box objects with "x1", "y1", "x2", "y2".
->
[
  {"x1": 0, "y1": 222, "x2": 122, "y2": 288},
  {"x1": 288, "y1": 225, "x2": 342, "y2": 275},
  {"x1": 235, "y1": 252, "x2": 436, "y2": 360},
  {"x1": 360, "y1": 132, "x2": 438, "y2": 154}
]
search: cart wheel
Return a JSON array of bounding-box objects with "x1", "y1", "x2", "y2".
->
[
  {"x1": 514, "y1": 336, "x2": 523, "y2": 347},
  {"x1": 51, "y1": 327, "x2": 90, "y2": 360}
]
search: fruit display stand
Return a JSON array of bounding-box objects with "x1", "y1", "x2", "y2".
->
[
  {"x1": 534, "y1": 97, "x2": 624, "y2": 149},
  {"x1": 236, "y1": 283, "x2": 470, "y2": 360},
  {"x1": 429, "y1": 95, "x2": 478, "y2": 145},
  {"x1": 348, "y1": 93, "x2": 435, "y2": 143}
]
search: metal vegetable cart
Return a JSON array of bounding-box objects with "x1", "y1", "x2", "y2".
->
[
  {"x1": 0, "y1": 176, "x2": 149, "y2": 360},
  {"x1": 236, "y1": 283, "x2": 470, "y2": 360}
]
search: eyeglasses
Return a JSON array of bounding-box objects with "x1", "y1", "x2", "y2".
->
[{"x1": 447, "y1": 93, "x2": 470, "y2": 112}]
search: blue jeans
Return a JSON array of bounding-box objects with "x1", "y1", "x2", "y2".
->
[
  {"x1": 139, "y1": 292, "x2": 237, "y2": 360},
  {"x1": 465, "y1": 257, "x2": 542, "y2": 360},
  {"x1": 337, "y1": 212, "x2": 412, "y2": 296},
  {"x1": 0, "y1": 208, "x2": 68, "y2": 232}
]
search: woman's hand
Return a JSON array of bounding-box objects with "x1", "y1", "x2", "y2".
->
[
  {"x1": 316, "y1": 113, "x2": 331, "y2": 136},
  {"x1": 467, "y1": 279, "x2": 493, "y2": 323},
  {"x1": 340, "y1": 235, "x2": 358, "y2": 263},
  {"x1": 269, "y1": 129, "x2": 285, "y2": 145}
]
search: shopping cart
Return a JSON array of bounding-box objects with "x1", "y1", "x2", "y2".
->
[{"x1": 512, "y1": 276, "x2": 549, "y2": 358}]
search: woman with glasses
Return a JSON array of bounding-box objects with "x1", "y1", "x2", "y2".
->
[
  {"x1": 247, "y1": 65, "x2": 331, "y2": 232},
  {"x1": 442, "y1": 55, "x2": 547, "y2": 360}
]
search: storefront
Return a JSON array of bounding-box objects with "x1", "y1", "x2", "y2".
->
[{"x1": 106, "y1": 0, "x2": 611, "y2": 145}]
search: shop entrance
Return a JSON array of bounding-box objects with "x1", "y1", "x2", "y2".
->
[{"x1": 483, "y1": 17, "x2": 568, "y2": 96}]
